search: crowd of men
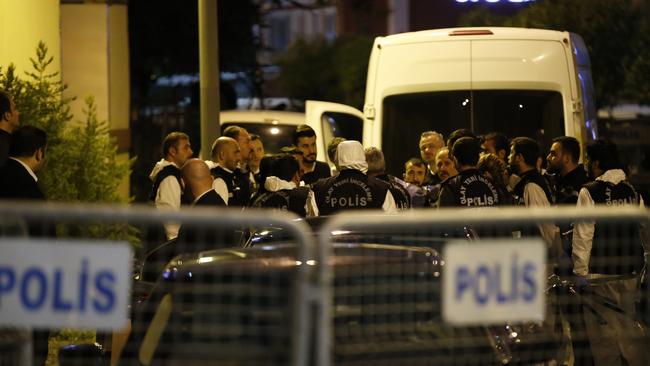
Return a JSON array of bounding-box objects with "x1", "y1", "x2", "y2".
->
[{"x1": 0, "y1": 88, "x2": 648, "y2": 365}]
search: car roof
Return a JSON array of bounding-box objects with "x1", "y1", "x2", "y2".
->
[
  {"x1": 377, "y1": 27, "x2": 569, "y2": 47},
  {"x1": 220, "y1": 110, "x2": 306, "y2": 126}
]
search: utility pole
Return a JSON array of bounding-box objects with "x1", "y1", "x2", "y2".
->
[{"x1": 198, "y1": 0, "x2": 220, "y2": 159}]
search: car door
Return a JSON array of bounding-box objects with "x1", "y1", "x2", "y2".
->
[{"x1": 305, "y1": 100, "x2": 365, "y2": 165}]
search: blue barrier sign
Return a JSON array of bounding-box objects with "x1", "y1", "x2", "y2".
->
[
  {"x1": 443, "y1": 239, "x2": 545, "y2": 325},
  {"x1": 0, "y1": 239, "x2": 132, "y2": 330}
]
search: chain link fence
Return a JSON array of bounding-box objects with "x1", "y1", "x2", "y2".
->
[{"x1": 1, "y1": 203, "x2": 648, "y2": 365}]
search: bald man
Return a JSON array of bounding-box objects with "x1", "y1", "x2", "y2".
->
[
  {"x1": 181, "y1": 158, "x2": 225, "y2": 206},
  {"x1": 209, "y1": 136, "x2": 251, "y2": 206}
]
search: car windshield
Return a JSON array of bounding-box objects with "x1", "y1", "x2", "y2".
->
[
  {"x1": 381, "y1": 90, "x2": 564, "y2": 175},
  {"x1": 222, "y1": 122, "x2": 296, "y2": 154}
]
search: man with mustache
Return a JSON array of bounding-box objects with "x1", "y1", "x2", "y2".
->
[{"x1": 294, "y1": 124, "x2": 330, "y2": 185}]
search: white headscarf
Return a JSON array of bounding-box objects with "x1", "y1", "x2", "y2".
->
[{"x1": 337, "y1": 140, "x2": 368, "y2": 174}]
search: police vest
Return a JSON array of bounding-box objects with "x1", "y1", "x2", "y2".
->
[
  {"x1": 312, "y1": 169, "x2": 390, "y2": 215},
  {"x1": 440, "y1": 169, "x2": 502, "y2": 207},
  {"x1": 250, "y1": 186, "x2": 311, "y2": 217},
  {"x1": 584, "y1": 179, "x2": 644, "y2": 275},
  {"x1": 549, "y1": 167, "x2": 590, "y2": 205},
  {"x1": 211, "y1": 166, "x2": 251, "y2": 207},
  {"x1": 376, "y1": 174, "x2": 411, "y2": 210},
  {"x1": 148, "y1": 164, "x2": 190, "y2": 204},
  {"x1": 513, "y1": 170, "x2": 554, "y2": 206}
]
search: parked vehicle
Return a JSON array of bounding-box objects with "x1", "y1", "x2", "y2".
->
[{"x1": 305, "y1": 27, "x2": 597, "y2": 175}]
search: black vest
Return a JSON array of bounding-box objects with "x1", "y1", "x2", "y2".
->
[
  {"x1": 584, "y1": 179, "x2": 644, "y2": 275},
  {"x1": 250, "y1": 186, "x2": 311, "y2": 217},
  {"x1": 376, "y1": 174, "x2": 411, "y2": 210},
  {"x1": 439, "y1": 169, "x2": 502, "y2": 207},
  {"x1": 312, "y1": 169, "x2": 390, "y2": 215},
  {"x1": 148, "y1": 164, "x2": 189, "y2": 204},
  {"x1": 211, "y1": 166, "x2": 251, "y2": 207},
  {"x1": 513, "y1": 170, "x2": 554, "y2": 205},
  {"x1": 549, "y1": 166, "x2": 590, "y2": 205}
]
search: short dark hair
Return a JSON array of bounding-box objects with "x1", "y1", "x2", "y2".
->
[
  {"x1": 364, "y1": 147, "x2": 386, "y2": 175},
  {"x1": 451, "y1": 137, "x2": 481, "y2": 167},
  {"x1": 552, "y1": 136, "x2": 581, "y2": 163},
  {"x1": 162, "y1": 132, "x2": 189, "y2": 157},
  {"x1": 404, "y1": 157, "x2": 425, "y2": 169},
  {"x1": 9, "y1": 125, "x2": 47, "y2": 157},
  {"x1": 223, "y1": 125, "x2": 244, "y2": 140},
  {"x1": 273, "y1": 154, "x2": 300, "y2": 182},
  {"x1": 586, "y1": 139, "x2": 621, "y2": 171},
  {"x1": 293, "y1": 124, "x2": 316, "y2": 144},
  {"x1": 0, "y1": 90, "x2": 11, "y2": 119},
  {"x1": 483, "y1": 132, "x2": 509, "y2": 153},
  {"x1": 447, "y1": 129, "x2": 477, "y2": 149},
  {"x1": 250, "y1": 134, "x2": 261, "y2": 142},
  {"x1": 327, "y1": 137, "x2": 346, "y2": 162},
  {"x1": 511, "y1": 137, "x2": 540, "y2": 167}
]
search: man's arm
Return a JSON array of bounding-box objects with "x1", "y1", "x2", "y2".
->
[
  {"x1": 572, "y1": 187, "x2": 595, "y2": 276},
  {"x1": 212, "y1": 178, "x2": 229, "y2": 206},
  {"x1": 524, "y1": 183, "x2": 561, "y2": 254},
  {"x1": 155, "y1": 176, "x2": 182, "y2": 240}
]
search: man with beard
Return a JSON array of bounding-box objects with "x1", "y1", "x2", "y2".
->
[
  {"x1": 509, "y1": 137, "x2": 560, "y2": 252},
  {"x1": 428, "y1": 147, "x2": 459, "y2": 206},
  {"x1": 294, "y1": 124, "x2": 330, "y2": 185},
  {"x1": 209, "y1": 137, "x2": 249, "y2": 207},
  {"x1": 546, "y1": 136, "x2": 590, "y2": 205},
  {"x1": 249, "y1": 134, "x2": 265, "y2": 190}
]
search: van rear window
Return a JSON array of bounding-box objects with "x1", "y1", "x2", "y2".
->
[{"x1": 382, "y1": 90, "x2": 564, "y2": 175}]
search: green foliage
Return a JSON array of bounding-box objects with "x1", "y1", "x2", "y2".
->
[
  {"x1": 459, "y1": 0, "x2": 647, "y2": 107},
  {"x1": 277, "y1": 35, "x2": 373, "y2": 109}
]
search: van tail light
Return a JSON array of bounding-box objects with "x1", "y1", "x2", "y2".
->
[{"x1": 449, "y1": 29, "x2": 494, "y2": 36}]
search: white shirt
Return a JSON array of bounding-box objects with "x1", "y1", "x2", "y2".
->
[
  {"x1": 210, "y1": 163, "x2": 233, "y2": 206},
  {"x1": 572, "y1": 169, "x2": 645, "y2": 276}
]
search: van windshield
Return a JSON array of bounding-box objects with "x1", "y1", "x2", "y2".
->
[
  {"x1": 222, "y1": 123, "x2": 296, "y2": 154},
  {"x1": 382, "y1": 90, "x2": 564, "y2": 175}
]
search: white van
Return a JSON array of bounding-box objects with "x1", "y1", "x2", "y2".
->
[{"x1": 306, "y1": 27, "x2": 597, "y2": 175}]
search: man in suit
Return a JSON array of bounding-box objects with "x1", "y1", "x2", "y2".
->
[
  {"x1": 175, "y1": 159, "x2": 233, "y2": 258},
  {"x1": 0, "y1": 125, "x2": 47, "y2": 201},
  {"x1": 0, "y1": 90, "x2": 20, "y2": 167},
  {"x1": 0, "y1": 125, "x2": 49, "y2": 366},
  {"x1": 182, "y1": 158, "x2": 225, "y2": 207}
]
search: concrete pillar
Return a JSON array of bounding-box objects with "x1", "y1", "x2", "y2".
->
[{"x1": 198, "y1": 0, "x2": 220, "y2": 160}]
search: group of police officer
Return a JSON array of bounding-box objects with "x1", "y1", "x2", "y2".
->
[{"x1": 149, "y1": 123, "x2": 647, "y2": 366}]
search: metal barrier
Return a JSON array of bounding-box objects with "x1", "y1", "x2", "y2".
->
[
  {"x1": 1, "y1": 203, "x2": 649, "y2": 365},
  {"x1": 0, "y1": 202, "x2": 316, "y2": 366},
  {"x1": 316, "y1": 207, "x2": 650, "y2": 366}
]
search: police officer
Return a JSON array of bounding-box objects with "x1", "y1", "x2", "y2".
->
[
  {"x1": 546, "y1": 136, "x2": 590, "y2": 205},
  {"x1": 209, "y1": 137, "x2": 250, "y2": 207},
  {"x1": 438, "y1": 137, "x2": 503, "y2": 208},
  {"x1": 572, "y1": 139, "x2": 647, "y2": 366},
  {"x1": 250, "y1": 154, "x2": 318, "y2": 217},
  {"x1": 312, "y1": 141, "x2": 397, "y2": 215},
  {"x1": 365, "y1": 147, "x2": 410, "y2": 210}
]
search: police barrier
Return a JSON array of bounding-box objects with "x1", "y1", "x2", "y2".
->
[
  {"x1": 0, "y1": 201, "x2": 316, "y2": 366},
  {"x1": 1, "y1": 203, "x2": 649, "y2": 365},
  {"x1": 316, "y1": 207, "x2": 650, "y2": 366}
]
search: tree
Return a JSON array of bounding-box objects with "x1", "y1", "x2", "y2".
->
[
  {"x1": 277, "y1": 35, "x2": 373, "y2": 109},
  {"x1": 459, "y1": 0, "x2": 647, "y2": 107}
]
